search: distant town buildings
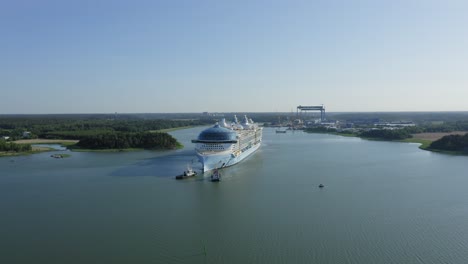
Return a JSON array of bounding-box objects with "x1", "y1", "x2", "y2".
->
[
  {"x1": 202, "y1": 112, "x2": 224, "y2": 117},
  {"x1": 22, "y1": 131, "x2": 31, "y2": 138},
  {"x1": 296, "y1": 116, "x2": 417, "y2": 133},
  {"x1": 374, "y1": 122, "x2": 416, "y2": 128}
]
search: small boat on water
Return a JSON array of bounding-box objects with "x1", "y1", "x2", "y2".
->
[
  {"x1": 211, "y1": 169, "x2": 221, "y2": 182},
  {"x1": 175, "y1": 165, "x2": 197, "y2": 180},
  {"x1": 319, "y1": 184, "x2": 324, "y2": 188},
  {"x1": 275, "y1": 128, "x2": 287, "y2": 133}
]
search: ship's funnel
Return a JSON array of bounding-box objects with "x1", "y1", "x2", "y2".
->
[
  {"x1": 220, "y1": 118, "x2": 229, "y2": 128},
  {"x1": 243, "y1": 115, "x2": 250, "y2": 125}
]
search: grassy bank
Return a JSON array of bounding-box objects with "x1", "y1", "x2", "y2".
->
[
  {"x1": 5, "y1": 137, "x2": 184, "y2": 155},
  {"x1": 14, "y1": 139, "x2": 79, "y2": 145},
  {"x1": 68, "y1": 142, "x2": 184, "y2": 152},
  {"x1": 32, "y1": 145, "x2": 55, "y2": 152},
  {"x1": 68, "y1": 147, "x2": 144, "y2": 152},
  {"x1": 0, "y1": 148, "x2": 53, "y2": 157},
  {"x1": 150, "y1": 126, "x2": 194, "y2": 133},
  {"x1": 0, "y1": 143, "x2": 59, "y2": 157},
  {"x1": 399, "y1": 138, "x2": 432, "y2": 150},
  {"x1": 69, "y1": 147, "x2": 183, "y2": 152},
  {"x1": 304, "y1": 130, "x2": 357, "y2": 137},
  {"x1": 305, "y1": 130, "x2": 467, "y2": 155}
]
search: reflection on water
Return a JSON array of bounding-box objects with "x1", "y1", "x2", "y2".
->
[{"x1": 1, "y1": 128, "x2": 468, "y2": 264}]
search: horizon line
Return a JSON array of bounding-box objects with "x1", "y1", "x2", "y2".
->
[{"x1": 2, "y1": 110, "x2": 468, "y2": 115}]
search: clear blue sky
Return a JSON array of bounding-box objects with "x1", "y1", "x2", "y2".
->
[{"x1": 1, "y1": 0, "x2": 468, "y2": 113}]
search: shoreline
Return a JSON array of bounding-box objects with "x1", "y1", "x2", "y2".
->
[
  {"x1": 69, "y1": 145, "x2": 183, "y2": 152},
  {"x1": 0, "y1": 139, "x2": 77, "y2": 157},
  {"x1": 6, "y1": 131, "x2": 186, "y2": 156},
  {"x1": 306, "y1": 130, "x2": 468, "y2": 156},
  {"x1": 0, "y1": 148, "x2": 54, "y2": 157},
  {"x1": 69, "y1": 147, "x2": 144, "y2": 153},
  {"x1": 150, "y1": 126, "x2": 194, "y2": 133},
  {"x1": 13, "y1": 139, "x2": 79, "y2": 145}
]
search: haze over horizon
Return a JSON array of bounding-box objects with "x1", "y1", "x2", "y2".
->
[{"x1": 2, "y1": 1, "x2": 468, "y2": 114}]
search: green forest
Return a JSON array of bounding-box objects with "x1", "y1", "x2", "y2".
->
[
  {"x1": 304, "y1": 127, "x2": 413, "y2": 140},
  {"x1": 75, "y1": 132, "x2": 180, "y2": 150},
  {"x1": 0, "y1": 140, "x2": 32, "y2": 152},
  {"x1": 303, "y1": 127, "x2": 335, "y2": 133},
  {"x1": 0, "y1": 114, "x2": 215, "y2": 151},
  {"x1": 359, "y1": 129, "x2": 412, "y2": 140},
  {"x1": 0, "y1": 115, "x2": 213, "y2": 140},
  {"x1": 429, "y1": 133, "x2": 468, "y2": 153},
  {"x1": 3, "y1": 112, "x2": 468, "y2": 153}
]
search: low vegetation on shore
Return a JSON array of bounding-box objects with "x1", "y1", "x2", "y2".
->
[
  {"x1": 0, "y1": 140, "x2": 58, "y2": 157},
  {"x1": 304, "y1": 127, "x2": 414, "y2": 141},
  {"x1": 13, "y1": 139, "x2": 79, "y2": 145},
  {"x1": 428, "y1": 133, "x2": 468, "y2": 154},
  {"x1": 0, "y1": 140, "x2": 32, "y2": 152},
  {"x1": 2, "y1": 112, "x2": 468, "y2": 156},
  {"x1": 0, "y1": 115, "x2": 210, "y2": 156},
  {"x1": 0, "y1": 140, "x2": 32, "y2": 156},
  {"x1": 73, "y1": 132, "x2": 181, "y2": 150},
  {"x1": 305, "y1": 126, "x2": 468, "y2": 155}
]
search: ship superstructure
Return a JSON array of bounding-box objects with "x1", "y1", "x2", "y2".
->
[{"x1": 192, "y1": 115, "x2": 263, "y2": 172}]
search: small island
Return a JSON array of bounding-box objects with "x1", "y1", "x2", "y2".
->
[{"x1": 51, "y1": 154, "x2": 71, "y2": 159}]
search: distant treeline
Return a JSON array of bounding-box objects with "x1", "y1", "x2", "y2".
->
[
  {"x1": 345, "y1": 122, "x2": 468, "y2": 133},
  {"x1": 329, "y1": 112, "x2": 468, "y2": 124},
  {"x1": 359, "y1": 129, "x2": 412, "y2": 140},
  {"x1": 76, "y1": 132, "x2": 179, "y2": 150},
  {"x1": 0, "y1": 140, "x2": 31, "y2": 152},
  {"x1": 429, "y1": 133, "x2": 468, "y2": 153},
  {"x1": 304, "y1": 127, "x2": 414, "y2": 140},
  {"x1": 303, "y1": 127, "x2": 334, "y2": 133},
  {"x1": 418, "y1": 121, "x2": 468, "y2": 133},
  {"x1": 0, "y1": 115, "x2": 211, "y2": 150},
  {"x1": 355, "y1": 122, "x2": 468, "y2": 135},
  {"x1": 0, "y1": 116, "x2": 214, "y2": 140}
]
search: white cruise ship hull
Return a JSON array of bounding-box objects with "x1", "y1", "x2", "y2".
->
[
  {"x1": 197, "y1": 142, "x2": 261, "y2": 172},
  {"x1": 192, "y1": 116, "x2": 263, "y2": 172}
]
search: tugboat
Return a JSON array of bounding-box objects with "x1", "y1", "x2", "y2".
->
[
  {"x1": 211, "y1": 169, "x2": 221, "y2": 182},
  {"x1": 175, "y1": 165, "x2": 197, "y2": 180}
]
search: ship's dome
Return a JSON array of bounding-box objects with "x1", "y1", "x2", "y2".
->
[{"x1": 198, "y1": 124, "x2": 236, "y2": 141}]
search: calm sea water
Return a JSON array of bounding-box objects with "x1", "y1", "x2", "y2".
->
[{"x1": 1, "y1": 127, "x2": 468, "y2": 264}]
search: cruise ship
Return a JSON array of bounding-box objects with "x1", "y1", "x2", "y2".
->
[{"x1": 192, "y1": 115, "x2": 263, "y2": 172}]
